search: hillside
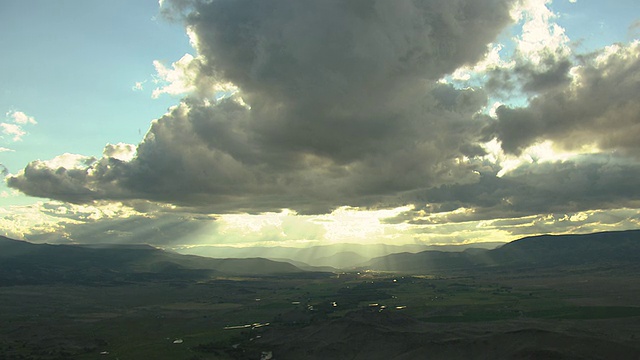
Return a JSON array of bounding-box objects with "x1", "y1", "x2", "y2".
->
[
  {"x1": 0, "y1": 236, "x2": 306, "y2": 285},
  {"x1": 492, "y1": 230, "x2": 640, "y2": 266},
  {"x1": 176, "y1": 241, "x2": 504, "y2": 269},
  {"x1": 363, "y1": 229, "x2": 640, "y2": 273}
]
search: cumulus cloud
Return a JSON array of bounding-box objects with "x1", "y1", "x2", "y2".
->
[
  {"x1": 490, "y1": 40, "x2": 640, "y2": 155},
  {"x1": 391, "y1": 153, "x2": 640, "y2": 227},
  {"x1": 511, "y1": 0, "x2": 571, "y2": 64},
  {"x1": 103, "y1": 143, "x2": 137, "y2": 162},
  {"x1": 8, "y1": 0, "x2": 516, "y2": 214},
  {"x1": 7, "y1": 0, "x2": 640, "y2": 246},
  {"x1": 152, "y1": 53, "x2": 237, "y2": 98},
  {"x1": 482, "y1": 0, "x2": 574, "y2": 95}
]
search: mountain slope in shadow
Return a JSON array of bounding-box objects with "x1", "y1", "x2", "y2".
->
[
  {"x1": 363, "y1": 229, "x2": 640, "y2": 273},
  {"x1": 0, "y1": 236, "x2": 306, "y2": 285}
]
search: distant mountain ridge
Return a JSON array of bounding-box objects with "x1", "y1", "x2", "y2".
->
[
  {"x1": 0, "y1": 236, "x2": 306, "y2": 285},
  {"x1": 176, "y1": 241, "x2": 505, "y2": 269},
  {"x1": 362, "y1": 229, "x2": 640, "y2": 272},
  {"x1": 2, "y1": 229, "x2": 637, "y2": 282}
]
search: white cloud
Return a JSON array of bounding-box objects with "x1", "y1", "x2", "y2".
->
[
  {"x1": 0, "y1": 202, "x2": 71, "y2": 240},
  {"x1": 511, "y1": 0, "x2": 571, "y2": 65},
  {"x1": 7, "y1": 110, "x2": 37, "y2": 125},
  {"x1": 2, "y1": 110, "x2": 37, "y2": 141},
  {"x1": 0, "y1": 200, "x2": 151, "y2": 242},
  {"x1": 483, "y1": 138, "x2": 600, "y2": 177},
  {"x1": 103, "y1": 143, "x2": 137, "y2": 162},
  {"x1": 152, "y1": 53, "x2": 238, "y2": 99},
  {"x1": 152, "y1": 53, "x2": 198, "y2": 97},
  {"x1": 42, "y1": 153, "x2": 96, "y2": 170},
  {"x1": 1, "y1": 123, "x2": 26, "y2": 141}
]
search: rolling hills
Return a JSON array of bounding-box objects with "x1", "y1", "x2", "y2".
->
[
  {"x1": 362, "y1": 229, "x2": 640, "y2": 273},
  {"x1": 175, "y1": 241, "x2": 505, "y2": 269},
  {"x1": 2, "y1": 229, "x2": 639, "y2": 285},
  {"x1": 0, "y1": 236, "x2": 306, "y2": 285}
]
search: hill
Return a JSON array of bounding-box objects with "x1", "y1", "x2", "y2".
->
[
  {"x1": 0, "y1": 236, "x2": 306, "y2": 285},
  {"x1": 176, "y1": 241, "x2": 504, "y2": 269},
  {"x1": 363, "y1": 229, "x2": 640, "y2": 273}
]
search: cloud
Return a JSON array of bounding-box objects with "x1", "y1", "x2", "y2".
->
[
  {"x1": 8, "y1": 0, "x2": 517, "y2": 215},
  {"x1": 450, "y1": 43, "x2": 516, "y2": 82},
  {"x1": 0, "y1": 200, "x2": 196, "y2": 245},
  {"x1": 151, "y1": 53, "x2": 234, "y2": 98},
  {"x1": 103, "y1": 143, "x2": 136, "y2": 162},
  {"x1": 397, "y1": 154, "x2": 640, "y2": 225},
  {"x1": 482, "y1": 0, "x2": 574, "y2": 95},
  {"x1": 489, "y1": 40, "x2": 640, "y2": 155},
  {"x1": 1, "y1": 123, "x2": 26, "y2": 142},
  {"x1": 132, "y1": 81, "x2": 145, "y2": 91},
  {"x1": 8, "y1": 0, "x2": 640, "y2": 247},
  {"x1": 8, "y1": 111, "x2": 37, "y2": 125},
  {"x1": 511, "y1": 0, "x2": 571, "y2": 64},
  {"x1": 2, "y1": 110, "x2": 37, "y2": 141}
]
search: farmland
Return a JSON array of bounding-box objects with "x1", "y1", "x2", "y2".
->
[{"x1": 1, "y1": 265, "x2": 639, "y2": 359}]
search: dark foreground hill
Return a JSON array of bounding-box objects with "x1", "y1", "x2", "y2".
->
[
  {"x1": 0, "y1": 236, "x2": 307, "y2": 285},
  {"x1": 363, "y1": 229, "x2": 640, "y2": 273}
]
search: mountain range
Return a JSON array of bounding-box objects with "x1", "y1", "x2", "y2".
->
[
  {"x1": 176, "y1": 241, "x2": 505, "y2": 269},
  {"x1": 362, "y1": 229, "x2": 640, "y2": 272},
  {"x1": 0, "y1": 236, "x2": 306, "y2": 285},
  {"x1": 1, "y1": 229, "x2": 639, "y2": 285}
]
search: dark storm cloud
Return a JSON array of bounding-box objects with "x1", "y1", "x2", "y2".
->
[
  {"x1": 178, "y1": 0, "x2": 514, "y2": 164},
  {"x1": 8, "y1": 0, "x2": 516, "y2": 214},
  {"x1": 7, "y1": 159, "x2": 98, "y2": 203},
  {"x1": 489, "y1": 41, "x2": 640, "y2": 155},
  {"x1": 485, "y1": 49, "x2": 573, "y2": 95},
  {"x1": 520, "y1": 57, "x2": 572, "y2": 92}
]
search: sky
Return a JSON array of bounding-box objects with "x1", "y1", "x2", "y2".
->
[{"x1": 1, "y1": 0, "x2": 640, "y2": 250}]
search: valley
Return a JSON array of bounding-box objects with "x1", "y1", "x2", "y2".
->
[
  {"x1": 1, "y1": 266, "x2": 640, "y2": 359},
  {"x1": 1, "y1": 230, "x2": 640, "y2": 359}
]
